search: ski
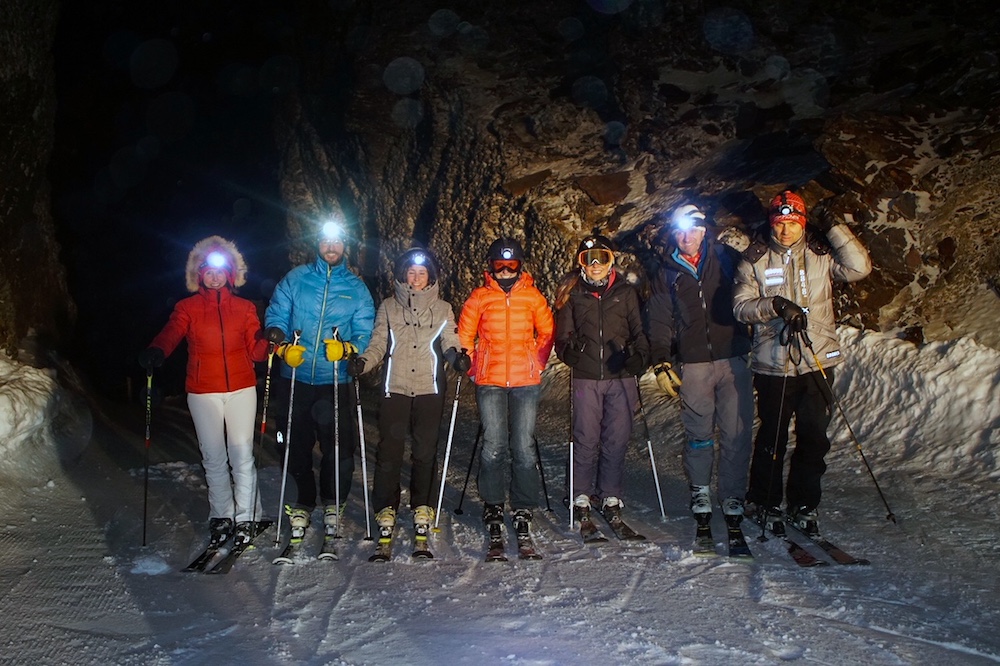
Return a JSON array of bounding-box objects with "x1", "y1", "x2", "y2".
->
[
  {"x1": 601, "y1": 513, "x2": 647, "y2": 541},
  {"x1": 271, "y1": 539, "x2": 302, "y2": 565},
  {"x1": 579, "y1": 516, "x2": 610, "y2": 543},
  {"x1": 317, "y1": 535, "x2": 339, "y2": 561},
  {"x1": 412, "y1": 524, "x2": 434, "y2": 560},
  {"x1": 485, "y1": 523, "x2": 508, "y2": 562},
  {"x1": 751, "y1": 515, "x2": 828, "y2": 567},
  {"x1": 693, "y1": 522, "x2": 718, "y2": 558},
  {"x1": 726, "y1": 520, "x2": 754, "y2": 562},
  {"x1": 369, "y1": 525, "x2": 394, "y2": 563},
  {"x1": 784, "y1": 522, "x2": 870, "y2": 565},
  {"x1": 515, "y1": 531, "x2": 543, "y2": 560},
  {"x1": 205, "y1": 520, "x2": 273, "y2": 574},
  {"x1": 183, "y1": 542, "x2": 228, "y2": 572}
]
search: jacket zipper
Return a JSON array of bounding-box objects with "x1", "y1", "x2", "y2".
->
[{"x1": 216, "y1": 290, "x2": 231, "y2": 392}]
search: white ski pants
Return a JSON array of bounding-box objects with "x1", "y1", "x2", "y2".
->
[{"x1": 187, "y1": 386, "x2": 262, "y2": 523}]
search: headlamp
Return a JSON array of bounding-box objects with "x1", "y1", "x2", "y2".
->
[
  {"x1": 779, "y1": 204, "x2": 794, "y2": 216},
  {"x1": 203, "y1": 251, "x2": 229, "y2": 269},
  {"x1": 670, "y1": 204, "x2": 707, "y2": 232},
  {"x1": 501, "y1": 248, "x2": 514, "y2": 260},
  {"x1": 410, "y1": 252, "x2": 427, "y2": 266},
  {"x1": 320, "y1": 221, "x2": 345, "y2": 242}
]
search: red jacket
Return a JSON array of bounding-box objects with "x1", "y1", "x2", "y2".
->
[
  {"x1": 150, "y1": 287, "x2": 268, "y2": 394},
  {"x1": 458, "y1": 271, "x2": 554, "y2": 388}
]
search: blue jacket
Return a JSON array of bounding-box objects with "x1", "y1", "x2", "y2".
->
[{"x1": 265, "y1": 255, "x2": 376, "y2": 385}]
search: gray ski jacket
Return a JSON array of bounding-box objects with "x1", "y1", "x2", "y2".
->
[
  {"x1": 733, "y1": 225, "x2": 871, "y2": 377},
  {"x1": 358, "y1": 280, "x2": 460, "y2": 397}
]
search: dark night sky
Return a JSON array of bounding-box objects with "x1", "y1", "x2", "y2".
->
[{"x1": 51, "y1": 2, "x2": 297, "y2": 397}]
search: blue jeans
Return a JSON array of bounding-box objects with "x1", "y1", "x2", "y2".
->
[{"x1": 476, "y1": 384, "x2": 541, "y2": 509}]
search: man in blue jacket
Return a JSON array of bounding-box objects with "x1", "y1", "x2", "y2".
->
[{"x1": 265, "y1": 220, "x2": 376, "y2": 543}]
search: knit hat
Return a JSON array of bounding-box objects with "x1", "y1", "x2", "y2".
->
[
  {"x1": 769, "y1": 191, "x2": 807, "y2": 228},
  {"x1": 185, "y1": 236, "x2": 248, "y2": 292}
]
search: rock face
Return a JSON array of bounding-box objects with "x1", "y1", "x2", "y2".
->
[
  {"x1": 0, "y1": 0, "x2": 73, "y2": 360},
  {"x1": 276, "y1": 1, "x2": 1000, "y2": 348}
]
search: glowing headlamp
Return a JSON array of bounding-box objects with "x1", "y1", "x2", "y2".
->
[
  {"x1": 779, "y1": 204, "x2": 794, "y2": 216},
  {"x1": 410, "y1": 252, "x2": 427, "y2": 266},
  {"x1": 500, "y1": 247, "x2": 514, "y2": 260},
  {"x1": 671, "y1": 204, "x2": 707, "y2": 232},
  {"x1": 320, "y1": 221, "x2": 345, "y2": 242},
  {"x1": 203, "y1": 251, "x2": 229, "y2": 270}
]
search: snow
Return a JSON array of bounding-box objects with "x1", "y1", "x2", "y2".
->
[{"x1": 2, "y1": 329, "x2": 1000, "y2": 665}]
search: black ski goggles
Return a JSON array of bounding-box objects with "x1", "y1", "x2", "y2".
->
[{"x1": 578, "y1": 249, "x2": 613, "y2": 266}]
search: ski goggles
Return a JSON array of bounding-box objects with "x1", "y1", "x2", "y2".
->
[
  {"x1": 578, "y1": 249, "x2": 614, "y2": 266},
  {"x1": 491, "y1": 259, "x2": 521, "y2": 273}
]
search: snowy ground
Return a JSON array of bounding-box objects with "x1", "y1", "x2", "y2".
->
[{"x1": 1, "y1": 327, "x2": 999, "y2": 665}]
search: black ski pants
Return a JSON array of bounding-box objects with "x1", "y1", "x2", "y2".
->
[{"x1": 371, "y1": 392, "x2": 445, "y2": 513}]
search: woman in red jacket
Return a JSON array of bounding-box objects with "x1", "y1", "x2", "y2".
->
[{"x1": 139, "y1": 236, "x2": 269, "y2": 548}]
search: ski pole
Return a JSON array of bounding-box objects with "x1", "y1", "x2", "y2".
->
[
  {"x1": 633, "y1": 375, "x2": 667, "y2": 520},
  {"x1": 332, "y1": 327, "x2": 342, "y2": 539},
  {"x1": 250, "y1": 343, "x2": 276, "y2": 525},
  {"x1": 453, "y1": 423, "x2": 482, "y2": 515},
  {"x1": 758, "y1": 337, "x2": 792, "y2": 543},
  {"x1": 142, "y1": 369, "x2": 153, "y2": 546},
  {"x1": 534, "y1": 435, "x2": 552, "y2": 512},
  {"x1": 567, "y1": 368, "x2": 575, "y2": 529},
  {"x1": 354, "y1": 376, "x2": 373, "y2": 540},
  {"x1": 434, "y1": 374, "x2": 462, "y2": 531},
  {"x1": 802, "y1": 333, "x2": 896, "y2": 524},
  {"x1": 273, "y1": 330, "x2": 301, "y2": 546}
]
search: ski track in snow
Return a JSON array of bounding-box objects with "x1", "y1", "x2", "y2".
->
[{"x1": 2, "y1": 328, "x2": 1000, "y2": 664}]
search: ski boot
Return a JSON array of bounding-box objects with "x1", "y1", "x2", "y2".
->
[
  {"x1": 483, "y1": 503, "x2": 507, "y2": 562},
  {"x1": 689, "y1": 485, "x2": 712, "y2": 523},
  {"x1": 208, "y1": 517, "x2": 234, "y2": 548},
  {"x1": 233, "y1": 520, "x2": 255, "y2": 547},
  {"x1": 756, "y1": 506, "x2": 786, "y2": 537},
  {"x1": 369, "y1": 507, "x2": 396, "y2": 562},
  {"x1": 287, "y1": 506, "x2": 311, "y2": 543},
  {"x1": 323, "y1": 502, "x2": 346, "y2": 538},
  {"x1": 572, "y1": 494, "x2": 592, "y2": 524},
  {"x1": 721, "y1": 497, "x2": 744, "y2": 527},
  {"x1": 412, "y1": 504, "x2": 435, "y2": 559},
  {"x1": 790, "y1": 506, "x2": 820, "y2": 537},
  {"x1": 511, "y1": 508, "x2": 541, "y2": 560}
]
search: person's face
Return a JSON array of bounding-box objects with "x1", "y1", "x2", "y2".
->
[
  {"x1": 771, "y1": 220, "x2": 804, "y2": 247},
  {"x1": 201, "y1": 268, "x2": 228, "y2": 290},
  {"x1": 583, "y1": 260, "x2": 612, "y2": 281},
  {"x1": 406, "y1": 265, "x2": 429, "y2": 290},
  {"x1": 319, "y1": 239, "x2": 345, "y2": 266},
  {"x1": 672, "y1": 227, "x2": 706, "y2": 257}
]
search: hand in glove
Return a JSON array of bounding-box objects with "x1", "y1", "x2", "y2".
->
[
  {"x1": 138, "y1": 347, "x2": 165, "y2": 371},
  {"x1": 772, "y1": 296, "x2": 807, "y2": 333},
  {"x1": 324, "y1": 339, "x2": 359, "y2": 362},
  {"x1": 653, "y1": 362, "x2": 682, "y2": 397},
  {"x1": 265, "y1": 327, "x2": 286, "y2": 344},
  {"x1": 623, "y1": 347, "x2": 646, "y2": 375},
  {"x1": 347, "y1": 357, "x2": 366, "y2": 377},
  {"x1": 452, "y1": 348, "x2": 471, "y2": 373},
  {"x1": 561, "y1": 335, "x2": 585, "y2": 368},
  {"x1": 276, "y1": 343, "x2": 306, "y2": 368}
]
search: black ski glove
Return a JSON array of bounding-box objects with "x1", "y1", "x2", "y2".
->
[
  {"x1": 623, "y1": 347, "x2": 646, "y2": 375},
  {"x1": 561, "y1": 335, "x2": 585, "y2": 368},
  {"x1": 347, "y1": 357, "x2": 366, "y2": 377},
  {"x1": 265, "y1": 327, "x2": 286, "y2": 344},
  {"x1": 773, "y1": 296, "x2": 807, "y2": 333},
  {"x1": 138, "y1": 347, "x2": 164, "y2": 370},
  {"x1": 452, "y1": 348, "x2": 471, "y2": 373}
]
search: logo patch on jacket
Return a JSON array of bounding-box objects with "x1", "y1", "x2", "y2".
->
[{"x1": 764, "y1": 268, "x2": 784, "y2": 286}]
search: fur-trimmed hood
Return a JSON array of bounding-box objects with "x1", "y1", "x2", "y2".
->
[{"x1": 185, "y1": 236, "x2": 248, "y2": 293}]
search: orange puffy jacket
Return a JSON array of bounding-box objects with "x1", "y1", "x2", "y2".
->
[
  {"x1": 457, "y1": 271, "x2": 554, "y2": 388},
  {"x1": 150, "y1": 287, "x2": 269, "y2": 394}
]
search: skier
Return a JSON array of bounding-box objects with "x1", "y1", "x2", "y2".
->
[
  {"x1": 348, "y1": 247, "x2": 468, "y2": 560},
  {"x1": 554, "y1": 234, "x2": 648, "y2": 537},
  {"x1": 645, "y1": 204, "x2": 755, "y2": 554},
  {"x1": 139, "y1": 236, "x2": 270, "y2": 548},
  {"x1": 264, "y1": 220, "x2": 376, "y2": 550},
  {"x1": 733, "y1": 191, "x2": 871, "y2": 537},
  {"x1": 457, "y1": 237, "x2": 554, "y2": 559}
]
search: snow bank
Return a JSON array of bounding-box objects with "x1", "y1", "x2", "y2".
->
[
  {"x1": 835, "y1": 327, "x2": 1000, "y2": 479},
  {"x1": 0, "y1": 352, "x2": 62, "y2": 479}
]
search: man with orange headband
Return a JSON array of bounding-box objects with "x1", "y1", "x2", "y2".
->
[{"x1": 733, "y1": 191, "x2": 871, "y2": 538}]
